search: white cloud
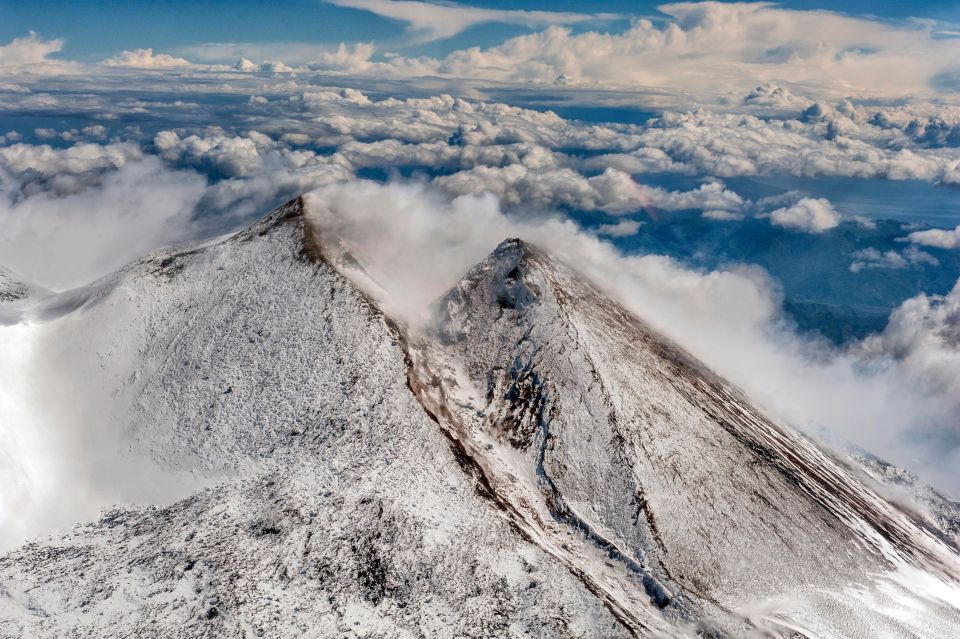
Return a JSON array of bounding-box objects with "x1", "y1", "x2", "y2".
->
[
  {"x1": 0, "y1": 32, "x2": 63, "y2": 67},
  {"x1": 102, "y1": 48, "x2": 194, "y2": 69},
  {"x1": 596, "y1": 219, "x2": 643, "y2": 237},
  {"x1": 768, "y1": 197, "x2": 840, "y2": 232},
  {"x1": 581, "y1": 148, "x2": 690, "y2": 175},
  {"x1": 325, "y1": 0, "x2": 616, "y2": 45},
  {"x1": 907, "y1": 224, "x2": 960, "y2": 250},
  {"x1": 1, "y1": 141, "x2": 144, "y2": 195},
  {"x1": 703, "y1": 209, "x2": 745, "y2": 221},
  {"x1": 5, "y1": 0, "x2": 960, "y2": 104},
  {"x1": 434, "y1": 165, "x2": 746, "y2": 215},
  {"x1": 740, "y1": 83, "x2": 814, "y2": 110},
  {"x1": 0, "y1": 131, "x2": 21, "y2": 146},
  {"x1": 860, "y1": 281, "x2": 960, "y2": 402},
  {"x1": 850, "y1": 246, "x2": 940, "y2": 273},
  {"x1": 855, "y1": 282, "x2": 960, "y2": 488},
  {"x1": 176, "y1": 41, "x2": 376, "y2": 70},
  {"x1": 635, "y1": 110, "x2": 960, "y2": 182}
]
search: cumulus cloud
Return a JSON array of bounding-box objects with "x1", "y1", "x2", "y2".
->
[
  {"x1": 850, "y1": 247, "x2": 940, "y2": 273},
  {"x1": 703, "y1": 209, "x2": 745, "y2": 221},
  {"x1": 0, "y1": 32, "x2": 63, "y2": 67},
  {"x1": 326, "y1": 0, "x2": 616, "y2": 45},
  {"x1": 1, "y1": 141, "x2": 144, "y2": 196},
  {"x1": 305, "y1": 180, "x2": 960, "y2": 492},
  {"x1": 434, "y1": 165, "x2": 746, "y2": 215},
  {"x1": 5, "y1": 73, "x2": 956, "y2": 189},
  {"x1": 740, "y1": 83, "x2": 814, "y2": 110},
  {"x1": 768, "y1": 197, "x2": 840, "y2": 233},
  {"x1": 860, "y1": 282, "x2": 960, "y2": 404},
  {"x1": 907, "y1": 224, "x2": 960, "y2": 250},
  {"x1": 176, "y1": 41, "x2": 376, "y2": 71},
  {"x1": 103, "y1": 48, "x2": 195, "y2": 69},
  {"x1": 7, "y1": 0, "x2": 960, "y2": 105},
  {"x1": 597, "y1": 219, "x2": 643, "y2": 237},
  {"x1": 633, "y1": 110, "x2": 960, "y2": 182},
  {"x1": 433, "y1": 165, "x2": 644, "y2": 213}
]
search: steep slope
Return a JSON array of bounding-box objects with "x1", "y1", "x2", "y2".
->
[
  {"x1": 400, "y1": 238, "x2": 960, "y2": 637},
  {"x1": 0, "y1": 200, "x2": 636, "y2": 638}
]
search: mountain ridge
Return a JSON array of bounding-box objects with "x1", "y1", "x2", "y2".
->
[{"x1": 0, "y1": 197, "x2": 958, "y2": 637}]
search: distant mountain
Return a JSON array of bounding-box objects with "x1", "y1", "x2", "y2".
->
[{"x1": 1, "y1": 198, "x2": 958, "y2": 638}]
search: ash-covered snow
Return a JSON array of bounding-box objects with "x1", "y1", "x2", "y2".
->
[{"x1": 0, "y1": 198, "x2": 959, "y2": 638}]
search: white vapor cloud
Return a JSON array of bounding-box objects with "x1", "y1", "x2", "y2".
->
[
  {"x1": 325, "y1": 0, "x2": 616, "y2": 45},
  {"x1": 0, "y1": 157, "x2": 207, "y2": 290},
  {"x1": 859, "y1": 282, "x2": 960, "y2": 411}
]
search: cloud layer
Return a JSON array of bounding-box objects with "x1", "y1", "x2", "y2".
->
[
  {"x1": 152, "y1": 2, "x2": 960, "y2": 99},
  {"x1": 8, "y1": 1, "x2": 960, "y2": 101},
  {"x1": 3, "y1": 84, "x2": 959, "y2": 291}
]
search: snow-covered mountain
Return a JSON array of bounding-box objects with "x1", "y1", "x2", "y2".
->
[
  {"x1": 1, "y1": 198, "x2": 958, "y2": 638},
  {"x1": 0, "y1": 266, "x2": 47, "y2": 324}
]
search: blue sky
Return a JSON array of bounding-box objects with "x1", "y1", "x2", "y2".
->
[{"x1": 3, "y1": 0, "x2": 959, "y2": 61}]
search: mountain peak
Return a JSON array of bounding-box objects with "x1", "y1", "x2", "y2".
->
[
  {"x1": 409, "y1": 227, "x2": 960, "y2": 634},
  {"x1": 490, "y1": 236, "x2": 530, "y2": 255}
]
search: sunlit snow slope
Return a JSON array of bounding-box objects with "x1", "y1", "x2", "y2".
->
[{"x1": 1, "y1": 198, "x2": 959, "y2": 638}]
